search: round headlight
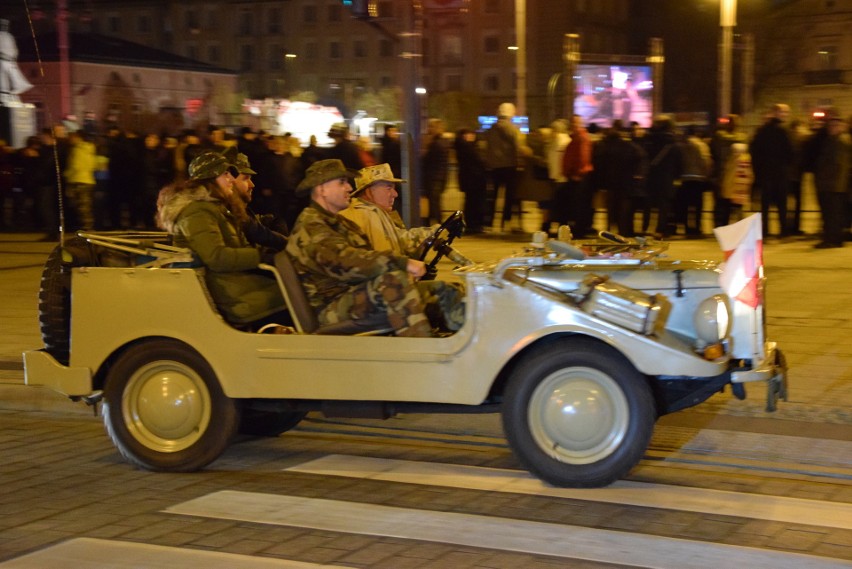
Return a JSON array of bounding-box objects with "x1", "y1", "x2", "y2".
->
[{"x1": 693, "y1": 294, "x2": 731, "y2": 345}]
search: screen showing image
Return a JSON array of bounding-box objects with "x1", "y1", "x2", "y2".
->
[{"x1": 573, "y1": 65, "x2": 653, "y2": 128}]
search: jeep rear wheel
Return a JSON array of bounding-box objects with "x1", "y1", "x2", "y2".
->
[
  {"x1": 502, "y1": 338, "x2": 655, "y2": 488},
  {"x1": 102, "y1": 339, "x2": 239, "y2": 472}
]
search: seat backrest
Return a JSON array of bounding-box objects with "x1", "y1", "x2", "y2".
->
[{"x1": 273, "y1": 251, "x2": 320, "y2": 334}]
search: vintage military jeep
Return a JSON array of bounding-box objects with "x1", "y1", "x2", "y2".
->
[{"x1": 23, "y1": 219, "x2": 786, "y2": 488}]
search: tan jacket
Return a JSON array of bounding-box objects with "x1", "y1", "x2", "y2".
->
[{"x1": 340, "y1": 197, "x2": 434, "y2": 256}]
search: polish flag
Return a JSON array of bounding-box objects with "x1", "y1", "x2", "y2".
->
[{"x1": 713, "y1": 214, "x2": 763, "y2": 308}]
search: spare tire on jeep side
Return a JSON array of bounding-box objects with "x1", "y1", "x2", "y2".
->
[{"x1": 38, "y1": 237, "x2": 93, "y2": 365}]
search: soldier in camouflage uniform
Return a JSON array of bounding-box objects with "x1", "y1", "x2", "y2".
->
[
  {"x1": 340, "y1": 163, "x2": 465, "y2": 331},
  {"x1": 286, "y1": 159, "x2": 435, "y2": 337}
]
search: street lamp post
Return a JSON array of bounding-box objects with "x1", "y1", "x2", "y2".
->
[
  {"x1": 718, "y1": 0, "x2": 737, "y2": 118},
  {"x1": 514, "y1": 0, "x2": 527, "y2": 118}
]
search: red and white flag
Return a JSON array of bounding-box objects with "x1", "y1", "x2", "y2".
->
[{"x1": 713, "y1": 213, "x2": 763, "y2": 308}]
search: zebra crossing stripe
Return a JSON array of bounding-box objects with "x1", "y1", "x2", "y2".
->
[
  {"x1": 165, "y1": 490, "x2": 849, "y2": 569},
  {"x1": 0, "y1": 537, "x2": 345, "y2": 568},
  {"x1": 285, "y1": 454, "x2": 852, "y2": 531}
]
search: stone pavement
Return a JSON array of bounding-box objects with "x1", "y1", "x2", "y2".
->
[{"x1": 0, "y1": 230, "x2": 850, "y2": 567}]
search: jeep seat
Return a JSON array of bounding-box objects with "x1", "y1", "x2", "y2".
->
[{"x1": 272, "y1": 251, "x2": 391, "y2": 335}]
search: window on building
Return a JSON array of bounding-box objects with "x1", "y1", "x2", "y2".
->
[
  {"x1": 269, "y1": 45, "x2": 282, "y2": 70},
  {"x1": 330, "y1": 41, "x2": 343, "y2": 59},
  {"x1": 380, "y1": 75, "x2": 392, "y2": 88},
  {"x1": 205, "y1": 8, "x2": 218, "y2": 30},
  {"x1": 354, "y1": 40, "x2": 367, "y2": 58},
  {"x1": 186, "y1": 44, "x2": 198, "y2": 61},
  {"x1": 484, "y1": 73, "x2": 499, "y2": 92},
  {"x1": 483, "y1": 35, "x2": 500, "y2": 54},
  {"x1": 379, "y1": 39, "x2": 393, "y2": 57},
  {"x1": 377, "y1": 1, "x2": 393, "y2": 18},
  {"x1": 268, "y1": 8, "x2": 281, "y2": 34},
  {"x1": 818, "y1": 46, "x2": 837, "y2": 69},
  {"x1": 107, "y1": 15, "x2": 120, "y2": 33},
  {"x1": 305, "y1": 41, "x2": 318, "y2": 60},
  {"x1": 240, "y1": 45, "x2": 255, "y2": 72},
  {"x1": 484, "y1": 0, "x2": 500, "y2": 14},
  {"x1": 137, "y1": 15, "x2": 150, "y2": 34},
  {"x1": 441, "y1": 34, "x2": 463, "y2": 65},
  {"x1": 208, "y1": 44, "x2": 221, "y2": 63},
  {"x1": 328, "y1": 4, "x2": 342, "y2": 21},
  {"x1": 185, "y1": 9, "x2": 199, "y2": 31},
  {"x1": 446, "y1": 74, "x2": 462, "y2": 91},
  {"x1": 303, "y1": 5, "x2": 317, "y2": 24},
  {"x1": 239, "y1": 11, "x2": 254, "y2": 36}
]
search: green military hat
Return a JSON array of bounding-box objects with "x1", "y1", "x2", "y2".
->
[
  {"x1": 221, "y1": 145, "x2": 257, "y2": 175},
  {"x1": 295, "y1": 159, "x2": 357, "y2": 196},
  {"x1": 188, "y1": 151, "x2": 234, "y2": 180}
]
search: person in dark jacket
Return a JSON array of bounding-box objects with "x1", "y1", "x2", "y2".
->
[
  {"x1": 454, "y1": 128, "x2": 488, "y2": 234},
  {"x1": 592, "y1": 120, "x2": 646, "y2": 236},
  {"x1": 641, "y1": 115, "x2": 682, "y2": 237},
  {"x1": 749, "y1": 103, "x2": 794, "y2": 237}
]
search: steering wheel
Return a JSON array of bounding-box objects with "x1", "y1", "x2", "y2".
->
[
  {"x1": 598, "y1": 230, "x2": 631, "y2": 244},
  {"x1": 416, "y1": 211, "x2": 466, "y2": 279}
]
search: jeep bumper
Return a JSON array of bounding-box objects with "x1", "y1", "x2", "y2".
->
[
  {"x1": 730, "y1": 341, "x2": 788, "y2": 412},
  {"x1": 23, "y1": 350, "x2": 93, "y2": 397}
]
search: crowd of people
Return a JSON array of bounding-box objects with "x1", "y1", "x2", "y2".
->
[
  {"x1": 0, "y1": 101, "x2": 850, "y2": 251},
  {"x1": 451, "y1": 102, "x2": 851, "y2": 249}
]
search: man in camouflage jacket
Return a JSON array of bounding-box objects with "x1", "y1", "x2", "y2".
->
[{"x1": 285, "y1": 159, "x2": 434, "y2": 337}]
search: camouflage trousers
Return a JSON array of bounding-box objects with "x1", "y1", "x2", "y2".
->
[
  {"x1": 318, "y1": 271, "x2": 466, "y2": 337},
  {"x1": 66, "y1": 183, "x2": 95, "y2": 230},
  {"x1": 319, "y1": 269, "x2": 432, "y2": 337}
]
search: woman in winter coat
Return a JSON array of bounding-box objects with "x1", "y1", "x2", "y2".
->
[{"x1": 156, "y1": 151, "x2": 286, "y2": 327}]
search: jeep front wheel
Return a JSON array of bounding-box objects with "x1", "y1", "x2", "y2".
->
[
  {"x1": 502, "y1": 338, "x2": 655, "y2": 488},
  {"x1": 102, "y1": 339, "x2": 239, "y2": 472}
]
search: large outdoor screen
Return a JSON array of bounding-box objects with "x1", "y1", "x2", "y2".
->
[{"x1": 573, "y1": 64, "x2": 653, "y2": 128}]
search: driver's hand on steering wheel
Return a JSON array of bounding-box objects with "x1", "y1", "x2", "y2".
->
[{"x1": 406, "y1": 258, "x2": 427, "y2": 280}]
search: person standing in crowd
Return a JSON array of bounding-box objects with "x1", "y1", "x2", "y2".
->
[
  {"x1": 710, "y1": 114, "x2": 748, "y2": 227},
  {"x1": 379, "y1": 124, "x2": 402, "y2": 182},
  {"x1": 812, "y1": 110, "x2": 850, "y2": 249},
  {"x1": 357, "y1": 135, "x2": 377, "y2": 168},
  {"x1": 719, "y1": 142, "x2": 754, "y2": 224},
  {"x1": 518, "y1": 124, "x2": 553, "y2": 233},
  {"x1": 12, "y1": 135, "x2": 42, "y2": 230},
  {"x1": 326, "y1": 122, "x2": 364, "y2": 171},
  {"x1": 558, "y1": 115, "x2": 594, "y2": 237},
  {"x1": 157, "y1": 152, "x2": 287, "y2": 326},
  {"x1": 286, "y1": 159, "x2": 435, "y2": 337},
  {"x1": 34, "y1": 127, "x2": 64, "y2": 239},
  {"x1": 140, "y1": 133, "x2": 174, "y2": 229},
  {"x1": 677, "y1": 125, "x2": 713, "y2": 237},
  {"x1": 750, "y1": 103, "x2": 794, "y2": 237},
  {"x1": 454, "y1": 127, "x2": 488, "y2": 234},
  {"x1": 63, "y1": 130, "x2": 98, "y2": 231},
  {"x1": 592, "y1": 120, "x2": 646, "y2": 236},
  {"x1": 421, "y1": 118, "x2": 450, "y2": 225},
  {"x1": 642, "y1": 114, "x2": 682, "y2": 238},
  {"x1": 545, "y1": 119, "x2": 570, "y2": 235},
  {"x1": 786, "y1": 118, "x2": 811, "y2": 236},
  {"x1": 484, "y1": 102, "x2": 523, "y2": 232}
]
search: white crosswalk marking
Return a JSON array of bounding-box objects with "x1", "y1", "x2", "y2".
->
[
  {"x1": 0, "y1": 538, "x2": 347, "y2": 568},
  {"x1": 284, "y1": 454, "x2": 852, "y2": 531},
  {"x1": 165, "y1": 490, "x2": 849, "y2": 569}
]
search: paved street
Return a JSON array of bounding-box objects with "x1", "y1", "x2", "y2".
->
[{"x1": 0, "y1": 229, "x2": 850, "y2": 567}]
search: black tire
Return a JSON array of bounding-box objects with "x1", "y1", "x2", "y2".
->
[
  {"x1": 102, "y1": 339, "x2": 239, "y2": 472},
  {"x1": 38, "y1": 243, "x2": 73, "y2": 364},
  {"x1": 239, "y1": 409, "x2": 307, "y2": 437},
  {"x1": 502, "y1": 338, "x2": 655, "y2": 488}
]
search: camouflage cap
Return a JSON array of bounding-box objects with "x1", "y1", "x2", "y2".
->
[
  {"x1": 353, "y1": 163, "x2": 405, "y2": 196},
  {"x1": 295, "y1": 159, "x2": 357, "y2": 196},
  {"x1": 188, "y1": 151, "x2": 234, "y2": 180},
  {"x1": 221, "y1": 145, "x2": 257, "y2": 175}
]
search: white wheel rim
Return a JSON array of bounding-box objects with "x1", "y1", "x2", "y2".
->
[
  {"x1": 528, "y1": 366, "x2": 629, "y2": 465},
  {"x1": 122, "y1": 361, "x2": 211, "y2": 453}
]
